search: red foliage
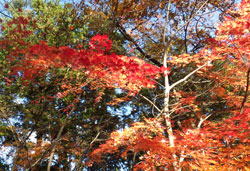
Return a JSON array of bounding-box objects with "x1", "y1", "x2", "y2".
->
[
  {"x1": 4, "y1": 3, "x2": 9, "y2": 9},
  {"x1": 1, "y1": 0, "x2": 249, "y2": 169},
  {"x1": 20, "y1": 37, "x2": 162, "y2": 92},
  {"x1": 89, "y1": 34, "x2": 112, "y2": 52},
  {"x1": 1, "y1": 20, "x2": 164, "y2": 95}
]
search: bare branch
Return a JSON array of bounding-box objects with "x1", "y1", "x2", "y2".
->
[
  {"x1": 139, "y1": 94, "x2": 161, "y2": 113},
  {"x1": 0, "y1": 10, "x2": 12, "y2": 18},
  {"x1": 116, "y1": 22, "x2": 162, "y2": 67},
  {"x1": 197, "y1": 114, "x2": 212, "y2": 129},
  {"x1": 90, "y1": 131, "x2": 101, "y2": 145},
  {"x1": 163, "y1": 0, "x2": 172, "y2": 45},
  {"x1": 47, "y1": 106, "x2": 76, "y2": 171},
  {"x1": 170, "y1": 61, "x2": 211, "y2": 90}
]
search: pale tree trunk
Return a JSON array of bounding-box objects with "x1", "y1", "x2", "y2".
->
[
  {"x1": 163, "y1": 49, "x2": 211, "y2": 170},
  {"x1": 156, "y1": 0, "x2": 211, "y2": 169},
  {"x1": 163, "y1": 48, "x2": 180, "y2": 170},
  {"x1": 162, "y1": 0, "x2": 179, "y2": 170},
  {"x1": 163, "y1": 50, "x2": 175, "y2": 148}
]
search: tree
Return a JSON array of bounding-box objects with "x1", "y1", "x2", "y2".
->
[
  {"x1": 89, "y1": 0, "x2": 250, "y2": 170},
  {"x1": 0, "y1": 0, "x2": 140, "y2": 169},
  {"x1": 0, "y1": 0, "x2": 249, "y2": 170},
  {"x1": 84, "y1": 0, "x2": 240, "y2": 124},
  {"x1": 0, "y1": 3, "x2": 162, "y2": 169}
]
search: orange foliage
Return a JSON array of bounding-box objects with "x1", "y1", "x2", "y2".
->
[
  {"x1": 89, "y1": 0, "x2": 250, "y2": 170},
  {"x1": 1, "y1": 0, "x2": 249, "y2": 170},
  {"x1": 89, "y1": 109, "x2": 249, "y2": 170}
]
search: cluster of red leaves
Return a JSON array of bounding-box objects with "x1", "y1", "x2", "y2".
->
[
  {"x1": 3, "y1": 26, "x2": 163, "y2": 93},
  {"x1": 89, "y1": 34, "x2": 112, "y2": 52},
  {"x1": 89, "y1": 109, "x2": 249, "y2": 170},
  {"x1": 177, "y1": 108, "x2": 250, "y2": 170},
  {"x1": 0, "y1": 16, "x2": 166, "y2": 106}
]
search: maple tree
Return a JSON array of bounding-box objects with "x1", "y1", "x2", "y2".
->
[
  {"x1": 0, "y1": 0, "x2": 249, "y2": 170},
  {"x1": 0, "y1": 1, "x2": 128, "y2": 170},
  {"x1": 0, "y1": 1, "x2": 163, "y2": 170},
  {"x1": 86, "y1": 0, "x2": 242, "y2": 124},
  {"x1": 88, "y1": 0, "x2": 250, "y2": 170},
  {"x1": 0, "y1": 20, "x2": 161, "y2": 171}
]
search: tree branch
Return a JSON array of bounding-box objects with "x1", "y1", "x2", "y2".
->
[
  {"x1": 240, "y1": 67, "x2": 250, "y2": 114},
  {"x1": 116, "y1": 22, "x2": 162, "y2": 67},
  {"x1": 90, "y1": 131, "x2": 101, "y2": 145},
  {"x1": 0, "y1": 10, "x2": 12, "y2": 18},
  {"x1": 46, "y1": 123, "x2": 66, "y2": 171},
  {"x1": 170, "y1": 61, "x2": 211, "y2": 90},
  {"x1": 197, "y1": 114, "x2": 212, "y2": 129},
  {"x1": 139, "y1": 94, "x2": 161, "y2": 113},
  {"x1": 47, "y1": 106, "x2": 76, "y2": 171}
]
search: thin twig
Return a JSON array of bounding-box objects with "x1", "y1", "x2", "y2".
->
[
  {"x1": 0, "y1": 10, "x2": 12, "y2": 18},
  {"x1": 90, "y1": 131, "x2": 101, "y2": 145},
  {"x1": 139, "y1": 94, "x2": 161, "y2": 113}
]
